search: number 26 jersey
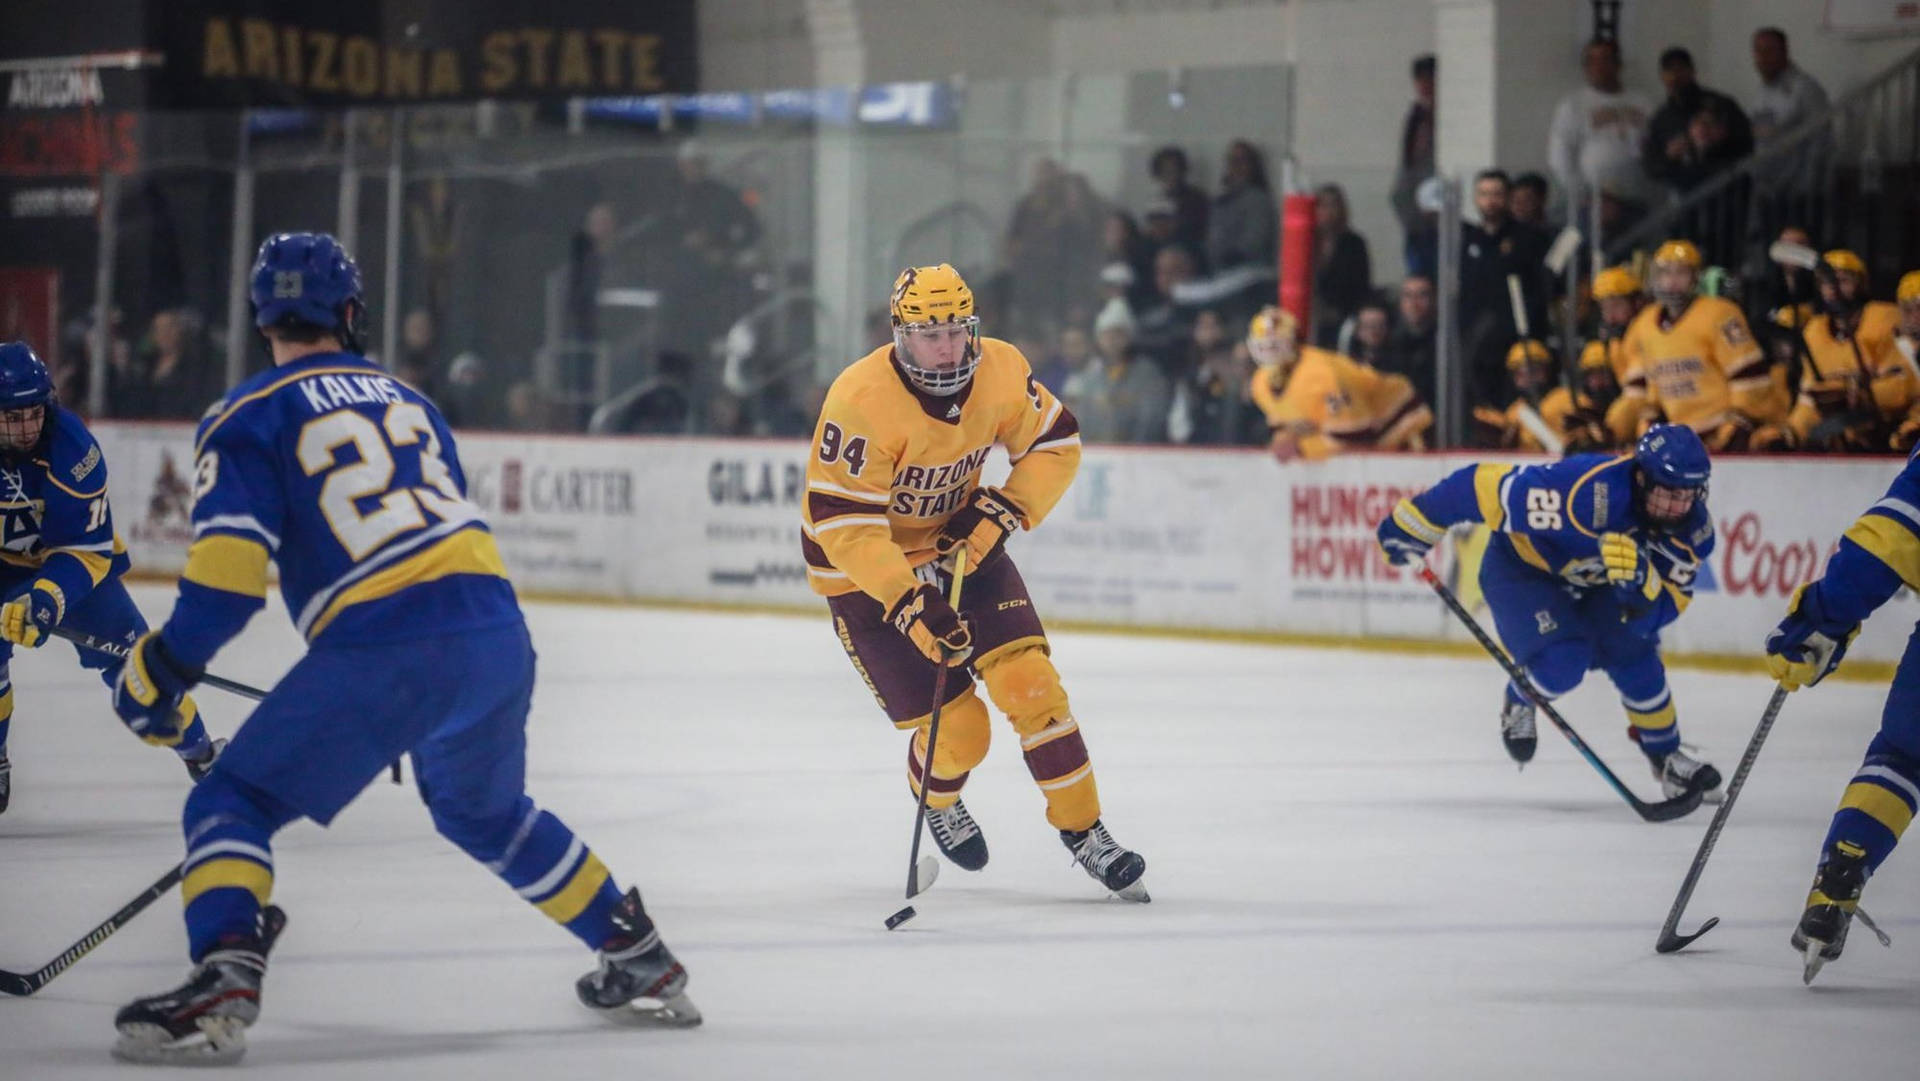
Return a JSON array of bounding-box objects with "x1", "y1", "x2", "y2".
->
[{"x1": 164, "y1": 352, "x2": 517, "y2": 673}]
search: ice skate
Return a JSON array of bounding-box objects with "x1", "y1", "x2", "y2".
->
[
  {"x1": 1500, "y1": 696, "x2": 1537, "y2": 765},
  {"x1": 1648, "y1": 745, "x2": 1723, "y2": 801},
  {"x1": 183, "y1": 737, "x2": 227, "y2": 783},
  {"x1": 925, "y1": 797, "x2": 989, "y2": 871},
  {"x1": 1792, "y1": 841, "x2": 1892, "y2": 985},
  {"x1": 577, "y1": 887, "x2": 701, "y2": 1028},
  {"x1": 112, "y1": 905, "x2": 287, "y2": 1066},
  {"x1": 1062, "y1": 819, "x2": 1149, "y2": 902}
]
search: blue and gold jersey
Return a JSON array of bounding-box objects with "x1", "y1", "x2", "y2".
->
[
  {"x1": 0, "y1": 406, "x2": 131, "y2": 617},
  {"x1": 1402, "y1": 453, "x2": 1713, "y2": 616},
  {"x1": 1800, "y1": 446, "x2": 1920, "y2": 628},
  {"x1": 159, "y1": 351, "x2": 518, "y2": 671}
]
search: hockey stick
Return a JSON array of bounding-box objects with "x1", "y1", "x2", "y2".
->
[
  {"x1": 1655, "y1": 685, "x2": 1790, "y2": 953},
  {"x1": 885, "y1": 548, "x2": 970, "y2": 931},
  {"x1": 52, "y1": 627, "x2": 268, "y2": 702},
  {"x1": 1418, "y1": 565, "x2": 1704, "y2": 822},
  {"x1": 0, "y1": 862, "x2": 183, "y2": 996}
]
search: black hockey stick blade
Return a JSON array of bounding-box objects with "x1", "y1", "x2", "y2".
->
[
  {"x1": 1656, "y1": 915, "x2": 1720, "y2": 954},
  {"x1": 1, "y1": 863, "x2": 184, "y2": 996},
  {"x1": 1632, "y1": 786, "x2": 1706, "y2": 823}
]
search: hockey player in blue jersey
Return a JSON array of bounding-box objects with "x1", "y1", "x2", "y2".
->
[
  {"x1": 1376, "y1": 425, "x2": 1724, "y2": 799},
  {"x1": 0, "y1": 341, "x2": 219, "y2": 814},
  {"x1": 108, "y1": 233, "x2": 697, "y2": 1065},
  {"x1": 1765, "y1": 448, "x2": 1920, "y2": 982}
]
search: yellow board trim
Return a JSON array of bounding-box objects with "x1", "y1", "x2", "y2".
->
[
  {"x1": 535, "y1": 852, "x2": 611, "y2": 924},
  {"x1": 1844, "y1": 513, "x2": 1920, "y2": 591},
  {"x1": 306, "y1": 529, "x2": 508, "y2": 640},
  {"x1": 1472, "y1": 465, "x2": 1511, "y2": 530},
  {"x1": 182, "y1": 535, "x2": 271, "y2": 599},
  {"x1": 182, "y1": 858, "x2": 273, "y2": 907},
  {"x1": 1841, "y1": 781, "x2": 1916, "y2": 837}
]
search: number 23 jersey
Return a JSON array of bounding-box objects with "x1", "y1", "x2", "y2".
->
[
  {"x1": 803, "y1": 337, "x2": 1081, "y2": 606},
  {"x1": 164, "y1": 352, "x2": 517, "y2": 672}
]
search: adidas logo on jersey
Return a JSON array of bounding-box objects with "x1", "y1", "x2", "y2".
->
[{"x1": 946, "y1": 404, "x2": 961, "y2": 419}]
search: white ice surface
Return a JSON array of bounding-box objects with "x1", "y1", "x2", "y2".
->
[{"x1": 1, "y1": 585, "x2": 1915, "y2": 1079}]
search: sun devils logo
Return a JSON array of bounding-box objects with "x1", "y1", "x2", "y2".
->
[{"x1": 891, "y1": 268, "x2": 917, "y2": 310}]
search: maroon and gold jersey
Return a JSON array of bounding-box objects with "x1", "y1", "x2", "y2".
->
[
  {"x1": 803, "y1": 338, "x2": 1080, "y2": 603},
  {"x1": 1620, "y1": 295, "x2": 1782, "y2": 434}
]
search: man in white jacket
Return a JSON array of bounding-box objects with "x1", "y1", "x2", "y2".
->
[{"x1": 1547, "y1": 39, "x2": 1658, "y2": 214}]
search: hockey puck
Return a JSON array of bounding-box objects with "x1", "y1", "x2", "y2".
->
[{"x1": 884, "y1": 905, "x2": 916, "y2": 930}]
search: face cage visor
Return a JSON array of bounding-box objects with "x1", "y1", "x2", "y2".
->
[
  {"x1": 0, "y1": 405, "x2": 45, "y2": 455},
  {"x1": 893, "y1": 316, "x2": 981, "y2": 396},
  {"x1": 1639, "y1": 478, "x2": 1703, "y2": 530}
]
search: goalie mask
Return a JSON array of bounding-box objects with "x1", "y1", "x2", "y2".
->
[{"x1": 890, "y1": 264, "x2": 980, "y2": 396}]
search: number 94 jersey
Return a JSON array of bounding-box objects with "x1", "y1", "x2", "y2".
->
[
  {"x1": 165, "y1": 351, "x2": 517, "y2": 673},
  {"x1": 802, "y1": 337, "x2": 1081, "y2": 605}
]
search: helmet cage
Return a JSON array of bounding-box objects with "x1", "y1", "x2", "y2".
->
[{"x1": 893, "y1": 315, "x2": 980, "y2": 396}]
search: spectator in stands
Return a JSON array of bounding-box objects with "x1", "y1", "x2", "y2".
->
[
  {"x1": 1133, "y1": 244, "x2": 1200, "y2": 378},
  {"x1": 1006, "y1": 158, "x2": 1104, "y2": 334},
  {"x1": 1898, "y1": 272, "x2": 1920, "y2": 369},
  {"x1": 1510, "y1": 172, "x2": 1551, "y2": 230},
  {"x1": 1749, "y1": 27, "x2": 1832, "y2": 239},
  {"x1": 564, "y1": 202, "x2": 618, "y2": 349},
  {"x1": 122, "y1": 308, "x2": 223, "y2": 420},
  {"x1": 1033, "y1": 325, "x2": 1090, "y2": 396},
  {"x1": 1102, "y1": 210, "x2": 1157, "y2": 311},
  {"x1": 1390, "y1": 55, "x2": 1439, "y2": 277},
  {"x1": 1764, "y1": 224, "x2": 1821, "y2": 333},
  {"x1": 1381, "y1": 275, "x2": 1438, "y2": 409},
  {"x1": 504, "y1": 380, "x2": 557, "y2": 432},
  {"x1": 395, "y1": 308, "x2": 441, "y2": 396},
  {"x1": 1149, "y1": 146, "x2": 1210, "y2": 259},
  {"x1": 1311, "y1": 184, "x2": 1372, "y2": 348},
  {"x1": 1458, "y1": 169, "x2": 1550, "y2": 412},
  {"x1": 1207, "y1": 140, "x2": 1277, "y2": 275},
  {"x1": 659, "y1": 140, "x2": 763, "y2": 401},
  {"x1": 1473, "y1": 339, "x2": 1565, "y2": 451},
  {"x1": 1644, "y1": 47, "x2": 1753, "y2": 193},
  {"x1": 1175, "y1": 309, "x2": 1264, "y2": 446},
  {"x1": 439, "y1": 352, "x2": 493, "y2": 430},
  {"x1": 1548, "y1": 38, "x2": 1657, "y2": 215},
  {"x1": 1068, "y1": 298, "x2": 1172, "y2": 444}
]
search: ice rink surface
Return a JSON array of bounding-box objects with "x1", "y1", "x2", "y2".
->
[{"x1": 1, "y1": 585, "x2": 1914, "y2": 1079}]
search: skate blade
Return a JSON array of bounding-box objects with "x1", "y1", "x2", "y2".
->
[
  {"x1": 1801, "y1": 940, "x2": 1829, "y2": 985},
  {"x1": 1113, "y1": 879, "x2": 1151, "y2": 904},
  {"x1": 112, "y1": 1017, "x2": 248, "y2": 1066},
  {"x1": 594, "y1": 991, "x2": 703, "y2": 1029}
]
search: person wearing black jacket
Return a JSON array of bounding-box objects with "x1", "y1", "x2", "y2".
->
[
  {"x1": 1643, "y1": 47, "x2": 1753, "y2": 194},
  {"x1": 1457, "y1": 170, "x2": 1550, "y2": 412}
]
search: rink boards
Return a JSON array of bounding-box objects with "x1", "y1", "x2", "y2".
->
[{"x1": 92, "y1": 422, "x2": 1918, "y2": 665}]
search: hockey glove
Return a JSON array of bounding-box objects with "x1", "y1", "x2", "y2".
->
[
  {"x1": 1376, "y1": 497, "x2": 1443, "y2": 567},
  {"x1": 886, "y1": 583, "x2": 972, "y2": 667},
  {"x1": 1765, "y1": 584, "x2": 1860, "y2": 691},
  {"x1": 935, "y1": 487, "x2": 1024, "y2": 570},
  {"x1": 1600, "y1": 532, "x2": 1663, "y2": 612},
  {"x1": 0, "y1": 581, "x2": 63, "y2": 648},
  {"x1": 1892, "y1": 417, "x2": 1920, "y2": 453},
  {"x1": 113, "y1": 632, "x2": 203, "y2": 746}
]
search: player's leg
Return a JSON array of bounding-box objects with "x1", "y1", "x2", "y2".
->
[
  {"x1": 967, "y1": 557, "x2": 1145, "y2": 898},
  {"x1": 827, "y1": 584, "x2": 992, "y2": 870},
  {"x1": 1591, "y1": 623, "x2": 1721, "y2": 799},
  {"x1": 115, "y1": 643, "x2": 444, "y2": 1063},
  {"x1": 409, "y1": 622, "x2": 694, "y2": 1023},
  {"x1": 64, "y1": 577, "x2": 218, "y2": 777},
  {"x1": 1795, "y1": 625, "x2": 1920, "y2": 972},
  {"x1": 1478, "y1": 550, "x2": 1589, "y2": 764}
]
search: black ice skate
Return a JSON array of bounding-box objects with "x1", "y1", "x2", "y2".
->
[
  {"x1": 112, "y1": 905, "x2": 287, "y2": 1066},
  {"x1": 183, "y1": 737, "x2": 227, "y2": 783},
  {"x1": 0, "y1": 752, "x2": 10, "y2": 814},
  {"x1": 1061, "y1": 819, "x2": 1149, "y2": 902},
  {"x1": 1499, "y1": 697, "x2": 1537, "y2": 765},
  {"x1": 1791, "y1": 840, "x2": 1892, "y2": 985},
  {"x1": 1647, "y1": 745, "x2": 1723, "y2": 801},
  {"x1": 925, "y1": 798, "x2": 989, "y2": 871},
  {"x1": 576, "y1": 887, "x2": 701, "y2": 1028}
]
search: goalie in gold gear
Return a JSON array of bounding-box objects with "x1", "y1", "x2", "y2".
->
[
  {"x1": 1619, "y1": 239, "x2": 1787, "y2": 449},
  {"x1": 803, "y1": 264, "x2": 1147, "y2": 901}
]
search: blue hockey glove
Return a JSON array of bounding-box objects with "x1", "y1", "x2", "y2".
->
[
  {"x1": 1766, "y1": 584, "x2": 1859, "y2": 691},
  {"x1": 1377, "y1": 498, "x2": 1444, "y2": 567},
  {"x1": 0, "y1": 581, "x2": 63, "y2": 648},
  {"x1": 113, "y1": 632, "x2": 203, "y2": 746},
  {"x1": 1600, "y1": 532, "x2": 1663, "y2": 613}
]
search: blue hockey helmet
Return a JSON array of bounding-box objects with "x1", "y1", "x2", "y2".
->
[
  {"x1": 249, "y1": 232, "x2": 366, "y2": 352},
  {"x1": 1633, "y1": 423, "x2": 1710, "y2": 529},
  {"x1": 0, "y1": 341, "x2": 54, "y2": 455}
]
